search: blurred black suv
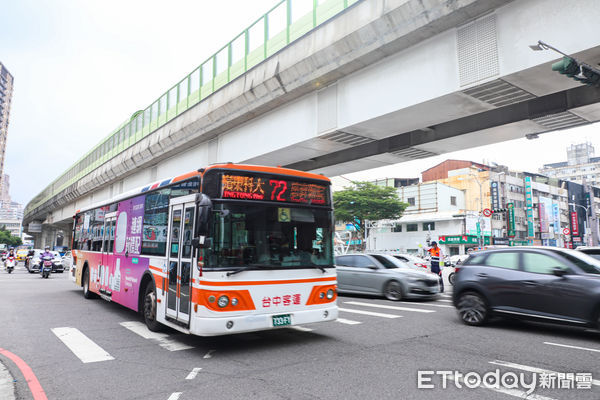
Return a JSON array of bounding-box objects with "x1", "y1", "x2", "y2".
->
[{"x1": 453, "y1": 247, "x2": 600, "y2": 328}]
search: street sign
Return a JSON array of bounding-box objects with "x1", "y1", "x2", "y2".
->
[
  {"x1": 563, "y1": 228, "x2": 570, "y2": 235},
  {"x1": 482, "y1": 208, "x2": 492, "y2": 217}
]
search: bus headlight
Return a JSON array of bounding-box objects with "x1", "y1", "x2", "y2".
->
[
  {"x1": 217, "y1": 295, "x2": 229, "y2": 308},
  {"x1": 326, "y1": 289, "x2": 334, "y2": 299},
  {"x1": 231, "y1": 298, "x2": 239, "y2": 306}
]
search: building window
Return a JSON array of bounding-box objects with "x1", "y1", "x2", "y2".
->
[
  {"x1": 392, "y1": 224, "x2": 402, "y2": 233},
  {"x1": 406, "y1": 224, "x2": 418, "y2": 232},
  {"x1": 423, "y1": 222, "x2": 435, "y2": 231},
  {"x1": 450, "y1": 196, "x2": 457, "y2": 206},
  {"x1": 407, "y1": 197, "x2": 415, "y2": 206}
]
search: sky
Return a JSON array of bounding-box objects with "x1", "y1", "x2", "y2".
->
[{"x1": 1, "y1": 0, "x2": 599, "y2": 205}]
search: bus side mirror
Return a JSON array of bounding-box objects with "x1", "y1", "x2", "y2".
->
[{"x1": 195, "y1": 194, "x2": 212, "y2": 237}]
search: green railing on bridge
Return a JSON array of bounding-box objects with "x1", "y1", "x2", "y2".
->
[{"x1": 26, "y1": 0, "x2": 361, "y2": 216}]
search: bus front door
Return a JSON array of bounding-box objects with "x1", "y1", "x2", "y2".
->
[{"x1": 165, "y1": 200, "x2": 196, "y2": 325}]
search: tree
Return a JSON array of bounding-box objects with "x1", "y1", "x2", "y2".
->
[
  {"x1": 333, "y1": 182, "x2": 408, "y2": 249},
  {"x1": 0, "y1": 225, "x2": 22, "y2": 247}
]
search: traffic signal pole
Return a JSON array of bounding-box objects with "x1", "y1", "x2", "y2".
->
[{"x1": 531, "y1": 40, "x2": 600, "y2": 86}]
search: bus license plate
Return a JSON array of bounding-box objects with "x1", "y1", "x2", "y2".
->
[{"x1": 272, "y1": 314, "x2": 291, "y2": 327}]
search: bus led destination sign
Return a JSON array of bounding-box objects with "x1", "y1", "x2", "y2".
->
[{"x1": 221, "y1": 174, "x2": 329, "y2": 205}]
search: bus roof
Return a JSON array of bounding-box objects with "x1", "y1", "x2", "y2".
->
[{"x1": 203, "y1": 163, "x2": 330, "y2": 182}]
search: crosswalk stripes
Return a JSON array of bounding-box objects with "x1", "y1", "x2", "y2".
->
[
  {"x1": 51, "y1": 327, "x2": 115, "y2": 363},
  {"x1": 344, "y1": 301, "x2": 436, "y2": 313},
  {"x1": 397, "y1": 300, "x2": 454, "y2": 308},
  {"x1": 120, "y1": 321, "x2": 194, "y2": 351},
  {"x1": 337, "y1": 307, "x2": 402, "y2": 319},
  {"x1": 336, "y1": 318, "x2": 362, "y2": 325}
]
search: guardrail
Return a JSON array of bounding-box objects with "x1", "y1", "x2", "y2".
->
[{"x1": 25, "y1": 0, "x2": 362, "y2": 216}]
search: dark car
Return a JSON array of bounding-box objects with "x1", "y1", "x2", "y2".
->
[{"x1": 453, "y1": 247, "x2": 600, "y2": 328}]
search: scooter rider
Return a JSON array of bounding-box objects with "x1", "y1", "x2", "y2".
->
[
  {"x1": 25, "y1": 248, "x2": 35, "y2": 269},
  {"x1": 40, "y1": 246, "x2": 54, "y2": 271},
  {"x1": 6, "y1": 247, "x2": 15, "y2": 263}
]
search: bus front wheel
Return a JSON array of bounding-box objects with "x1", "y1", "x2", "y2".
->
[
  {"x1": 83, "y1": 267, "x2": 96, "y2": 299},
  {"x1": 143, "y1": 283, "x2": 162, "y2": 332}
]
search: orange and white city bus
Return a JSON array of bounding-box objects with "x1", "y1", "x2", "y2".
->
[{"x1": 72, "y1": 164, "x2": 337, "y2": 335}]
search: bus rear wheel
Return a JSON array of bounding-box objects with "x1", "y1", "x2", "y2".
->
[{"x1": 143, "y1": 283, "x2": 162, "y2": 332}]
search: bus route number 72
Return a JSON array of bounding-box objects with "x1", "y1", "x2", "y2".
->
[{"x1": 269, "y1": 180, "x2": 288, "y2": 201}]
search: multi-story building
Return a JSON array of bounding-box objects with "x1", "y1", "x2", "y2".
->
[
  {"x1": 0, "y1": 201, "x2": 24, "y2": 220},
  {"x1": 0, "y1": 62, "x2": 14, "y2": 193},
  {"x1": 348, "y1": 158, "x2": 600, "y2": 255},
  {"x1": 540, "y1": 142, "x2": 600, "y2": 187},
  {"x1": 365, "y1": 181, "x2": 471, "y2": 255}
]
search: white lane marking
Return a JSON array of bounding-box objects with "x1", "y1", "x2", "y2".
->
[
  {"x1": 448, "y1": 374, "x2": 556, "y2": 400},
  {"x1": 186, "y1": 367, "x2": 202, "y2": 380},
  {"x1": 489, "y1": 360, "x2": 600, "y2": 386},
  {"x1": 289, "y1": 326, "x2": 313, "y2": 332},
  {"x1": 437, "y1": 299, "x2": 452, "y2": 303},
  {"x1": 397, "y1": 301, "x2": 454, "y2": 309},
  {"x1": 203, "y1": 350, "x2": 215, "y2": 359},
  {"x1": 167, "y1": 393, "x2": 182, "y2": 400},
  {"x1": 51, "y1": 327, "x2": 114, "y2": 363},
  {"x1": 345, "y1": 301, "x2": 435, "y2": 313},
  {"x1": 544, "y1": 342, "x2": 600, "y2": 354},
  {"x1": 336, "y1": 318, "x2": 362, "y2": 325},
  {"x1": 120, "y1": 321, "x2": 194, "y2": 351},
  {"x1": 338, "y1": 307, "x2": 401, "y2": 319}
]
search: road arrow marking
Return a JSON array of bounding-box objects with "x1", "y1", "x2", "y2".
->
[{"x1": 203, "y1": 350, "x2": 215, "y2": 359}]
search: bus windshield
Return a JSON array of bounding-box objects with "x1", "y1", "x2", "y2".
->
[{"x1": 205, "y1": 203, "x2": 333, "y2": 270}]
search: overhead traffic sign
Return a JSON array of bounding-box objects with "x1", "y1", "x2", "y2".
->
[{"x1": 482, "y1": 208, "x2": 492, "y2": 217}]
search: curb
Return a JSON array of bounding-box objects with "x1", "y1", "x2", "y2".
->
[{"x1": 0, "y1": 359, "x2": 16, "y2": 400}]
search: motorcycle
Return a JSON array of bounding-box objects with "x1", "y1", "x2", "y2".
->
[
  {"x1": 5, "y1": 255, "x2": 15, "y2": 274},
  {"x1": 41, "y1": 255, "x2": 53, "y2": 279}
]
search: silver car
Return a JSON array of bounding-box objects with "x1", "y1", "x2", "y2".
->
[{"x1": 335, "y1": 253, "x2": 441, "y2": 301}]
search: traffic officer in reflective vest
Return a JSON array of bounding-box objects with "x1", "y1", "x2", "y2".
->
[{"x1": 427, "y1": 241, "x2": 444, "y2": 293}]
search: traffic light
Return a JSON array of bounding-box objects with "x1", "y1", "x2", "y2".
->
[
  {"x1": 492, "y1": 208, "x2": 508, "y2": 213},
  {"x1": 551, "y1": 57, "x2": 579, "y2": 77},
  {"x1": 551, "y1": 57, "x2": 600, "y2": 87}
]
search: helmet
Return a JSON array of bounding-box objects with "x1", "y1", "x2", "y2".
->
[
  {"x1": 45, "y1": 246, "x2": 50, "y2": 250},
  {"x1": 431, "y1": 241, "x2": 437, "y2": 246}
]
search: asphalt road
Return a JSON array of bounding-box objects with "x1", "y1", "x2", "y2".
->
[{"x1": 1, "y1": 262, "x2": 599, "y2": 400}]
